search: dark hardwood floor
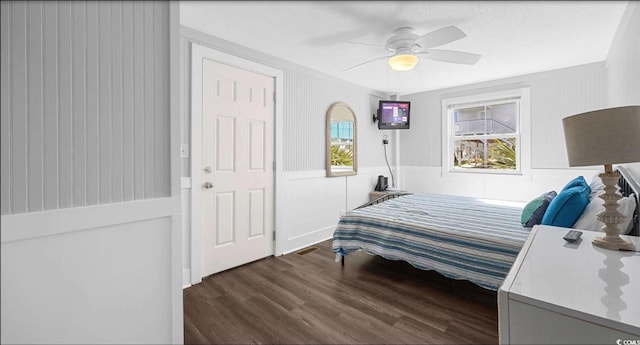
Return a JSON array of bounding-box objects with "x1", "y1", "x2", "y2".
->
[{"x1": 183, "y1": 240, "x2": 499, "y2": 344}]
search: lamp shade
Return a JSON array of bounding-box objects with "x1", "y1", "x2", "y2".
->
[
  {"x1": 562, "y1": 106, "x2": 640, "y2": 167},
  {"x1": 388, "y1": 54, "x2": 418, "y2": 72}
]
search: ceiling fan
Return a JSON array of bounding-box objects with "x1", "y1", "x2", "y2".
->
[{"x1": 341, "y1": 25, "x2": 481, "y2": 73}]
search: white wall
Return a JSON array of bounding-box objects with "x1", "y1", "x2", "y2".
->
[
  {"x1": 607, "y1": 1, "x2": 640, "y2": 108},
  {"x1": 179, "y1": 26, "x2": 394, "y2": 285},
  {"x1": 606, "y1": 1, "x2": 640, "y2": 183},
  {"x1": 398, "y1": 63, "x2": 608, "y2": 201},
  {"x1": 0, "y1": 1, "x2": 182, "y2": 343}
]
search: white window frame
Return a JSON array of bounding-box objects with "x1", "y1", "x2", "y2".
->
[{"x1": 442, "y1": 88, "x2": 531, "y2": 176}]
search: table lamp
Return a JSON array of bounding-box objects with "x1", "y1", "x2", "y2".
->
[{"x1": 562, "y1": 106, "x2": 640, "y2": 251}]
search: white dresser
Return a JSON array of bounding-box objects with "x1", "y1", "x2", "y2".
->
[{"x1": 498, "y1": 225, "x2": 640, "y2": 344}]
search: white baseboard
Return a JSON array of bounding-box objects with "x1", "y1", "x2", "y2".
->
[
  {"x1": 182, "y1": 269, "x2": 192, "y2": 289},
  {"x1": 281, "y1": 234, "x2": 334, "y2": 256},
  {"x1": 279, "y1": 225, "x2": 336, "y2": 256}
]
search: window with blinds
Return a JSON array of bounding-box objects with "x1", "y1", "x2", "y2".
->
[{"x1": 444, "y1": 92, "x2": 524, "y2": 174}]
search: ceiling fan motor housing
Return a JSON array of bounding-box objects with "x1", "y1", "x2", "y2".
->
[{"x1": 385, "y1": 27, "x2": 421, "y2": 52}]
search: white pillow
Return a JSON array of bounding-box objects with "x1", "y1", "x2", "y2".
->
[
  {"x1": 588, "y1": 173, "x2": 605, "y2": 199},
  {"x1": 573, "y1": 193, "x2": 636, "y2": 234}
]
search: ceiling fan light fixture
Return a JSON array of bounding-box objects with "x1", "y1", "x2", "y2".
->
[{"x1": 388, "y1": 54, "x2": 419, "y2": 71}]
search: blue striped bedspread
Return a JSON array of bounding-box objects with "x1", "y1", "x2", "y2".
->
[{"x1": 332, "y1": 193, "x2": 531, "y2": 290}]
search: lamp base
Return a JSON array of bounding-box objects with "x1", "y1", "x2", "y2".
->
[
  {"x1": 592, "y1": 236, "x2": 635, "y2": 251},
  {"x1": 592, "y1": 170, "x2": 635, "y2": 251}
]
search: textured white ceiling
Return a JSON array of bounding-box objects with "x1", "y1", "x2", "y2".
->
[{"x1": 180, "y1": 1, "x2": 628, "y2": 95}]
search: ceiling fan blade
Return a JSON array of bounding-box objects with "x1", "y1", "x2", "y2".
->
[
  {"x1": 341, "y1": 55, "x2": 390, "y2": 73},
  {"x1": 343, "y1": 40, "x2": 387, "y2": 49},
  {"x1": 415, "y1": 25, "x2": 467, "y2": 49},
  {"x1": 417, "y1": 49, "x2": 481, "y2": 65}
]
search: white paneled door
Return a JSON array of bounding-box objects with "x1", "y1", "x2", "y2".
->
[{"x1": 201, "y1": 59, "x2": 274, "y2": 276}]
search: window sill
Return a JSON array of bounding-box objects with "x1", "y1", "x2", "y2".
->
[{"x1": 447, "y1": 168, "x2": 523, "y2": 176}]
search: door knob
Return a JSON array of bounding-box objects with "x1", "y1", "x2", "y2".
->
[{"x1": 203, "y1": 182, "x2": 214, "y2": 189}]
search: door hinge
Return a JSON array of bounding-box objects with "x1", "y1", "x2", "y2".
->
[
  {"x1": 273, "y1": 232, "x2": 276, "y2": 241},
  {"x1": 273, "y1": 161, "x2": 276, "y2": 171}
]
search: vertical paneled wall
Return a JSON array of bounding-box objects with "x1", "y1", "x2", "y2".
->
[
  {"x1": 606, "y1": 2, "x2": 640, "y2": 107},
  {"x1": 282, "y1": 69, "x2": 388, "y2": 172},
  {"x1": 529, "y1": 67, "x2": 606, "y2": 168},
  {"x1": 399, "y1": 63, "x2": 607, "y2": 169},
  {"x1": 282, "y1": 70, "x2": 321, "y2": 172},
  {"x1": 1, "y1": 1, "x2": 171, "y2": 215}
]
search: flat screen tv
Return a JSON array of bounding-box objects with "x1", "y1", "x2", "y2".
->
[{"x1": 377, "y1": 100, "x2": 410, "y2": 129}]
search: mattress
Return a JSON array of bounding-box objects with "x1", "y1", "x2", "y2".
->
[{"x1": 332, "y1": 193, "x2": 531, "y2": 290}]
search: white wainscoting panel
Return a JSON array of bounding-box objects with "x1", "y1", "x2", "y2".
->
[
  {"x1": 279, "y1": 170, "x2": 344, "y2": 254},
  {"x1": 1, "y1": 197, "x2": 181, "y2": 344},
  {"x1": 346, "y1": 167, "x2": 397, "y2": 210},
  {"x1": 276, "y1": 167, "x2": 393, "y2": 255},
  {"x1": 400, "y1": 166, "x2": 600, "y2": 202}
]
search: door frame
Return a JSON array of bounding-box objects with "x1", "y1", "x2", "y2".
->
[{"x1": 190, "y1": 43, "x2": 284, "y2": 285}]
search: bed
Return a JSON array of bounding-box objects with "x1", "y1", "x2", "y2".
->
[{"x1": 332, "y1": 167, "x2": 640, "y2": 291}]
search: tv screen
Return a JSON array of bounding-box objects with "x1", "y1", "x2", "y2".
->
[{"x1": 378, "y1": 100, "x2": 410, "y2": 129}]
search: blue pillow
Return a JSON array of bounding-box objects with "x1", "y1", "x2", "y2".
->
[
  {"x1": 541, "y1": 184, "x2": 591, "y2": 227},
  {"x1": 562, "y1": 175, "x2": 588, "y2": 191},
  {"x1": 521, "y1": 191, "x2": 557, "y2": 227}
]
